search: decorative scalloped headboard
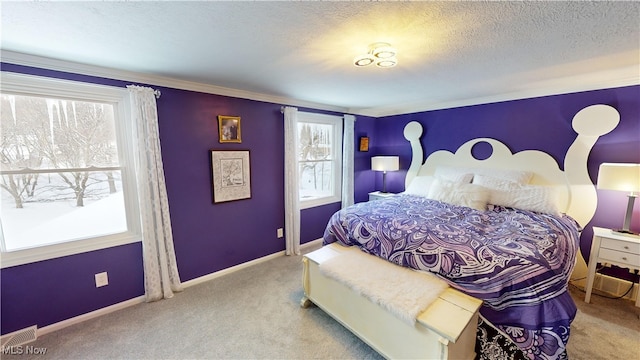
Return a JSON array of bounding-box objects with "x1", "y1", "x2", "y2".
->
[{"x1": 403, "y1": 104, "x2": 620, "y2": 279}]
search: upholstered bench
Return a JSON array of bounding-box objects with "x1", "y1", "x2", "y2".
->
[{"x1": 301, "y1": 243, "x2": 482, "y2": 360}]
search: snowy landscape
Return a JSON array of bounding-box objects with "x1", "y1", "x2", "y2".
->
[
  {"x1": 1, "y1": 93, "x2": 128, "y2": 252},
  {"x1": 1, "y1": 180, "x2": 127, "y2": 252}
]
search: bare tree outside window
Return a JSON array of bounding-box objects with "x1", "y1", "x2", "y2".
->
[
  {"x1": 298, "y1": 122, "x2": 333, "y2": 200},
  {"x1": 0, "y1": 93, "x2": 127, "y2": 251},
  {"x1": 0, "y1": 95, "x2": 44, "y2": 208}
]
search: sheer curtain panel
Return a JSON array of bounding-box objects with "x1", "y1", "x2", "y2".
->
[
  {"x1": 342, "y1": 115, "x2": 355, "y2": 208},
  {"x1": 283, "y1": 106, "x2": 301, "y2": 255},
  {"x1": 128, "y1": 85, "x2": 183, "y2": 301}
]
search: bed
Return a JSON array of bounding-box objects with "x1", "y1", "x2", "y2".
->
[{"x1": 302, "y1": 104, "x2": 621, "y2": 359}]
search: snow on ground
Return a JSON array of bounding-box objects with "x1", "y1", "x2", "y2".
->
[{"x1": 1, "y1": 191, "x2": 127, "y2": 251}]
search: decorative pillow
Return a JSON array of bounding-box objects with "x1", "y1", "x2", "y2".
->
[
  {"x1": 472, "y1": 168, "x2": 533, "y2": 184},
  {"x1": 473, "y1": 174, "x2": 560, "y2": 215},
  {"x1": 436, "y1": 166, "x2": 532, "y2": 184},
  {"x1": 427, "y1": 177, "x2": 490, "y2": 211},
  {"x1": 433, "y1": 166, "x2": 474, "y2": 183},
  {"x1": 404, "y1": 176, "x2": 435, "y2": 197},
  {"x1": 472, "y1": 175, "x2": 520, "y2": 191}
]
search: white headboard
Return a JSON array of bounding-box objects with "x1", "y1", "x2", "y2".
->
[
  {"x1": 404, "y1": 104, "x2": 619, "y2": 228},
  {"x1": 403, "y1": 104, "x2": 620, "y2": 279}
]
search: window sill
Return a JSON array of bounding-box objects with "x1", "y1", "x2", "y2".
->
[
  {"x1": 0, "y1": 233, "x2": 141, "y2": 268},
  {"x1": 300, "y1": 196, "x2": 341, "y2": 210}
]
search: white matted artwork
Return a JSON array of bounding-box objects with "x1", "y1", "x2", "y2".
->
[{"x1": 210, "y1": 150, "x2": 251, "y2": 203}]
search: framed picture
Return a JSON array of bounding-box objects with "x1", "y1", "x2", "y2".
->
[
  {"x1": 210, "y1": 150, "x2": 251, "y2": 203},
  {"x1": 359, "y1": 136, "x2": 369, "y2": 152},
  {"x1": 218, "y1": 115, "x2": 241, "y2": 143}
]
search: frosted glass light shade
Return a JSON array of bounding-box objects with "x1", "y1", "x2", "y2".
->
[
  {"x1": 372, "y1": 156, "x2": 399, "y2": 172},
  {"x1": 354, "y1": 42, "x2": 398, "y2": 68},
  {"x1": 376, "y1": 58, "x2": 397, "y2": 68},
  {"x1": 354, "y1": 54, "x2": 375, "y2": 67},
  {"x1": 372, "y1": 45, "x2": 396, "y2": 59},
  {"x1": 597, "y1": 163, "x2": 640, "y2": 193}
]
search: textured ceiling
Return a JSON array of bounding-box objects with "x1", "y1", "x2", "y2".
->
[{"x1": 1, "y1": 1, "x2": 638, "y2": 116}]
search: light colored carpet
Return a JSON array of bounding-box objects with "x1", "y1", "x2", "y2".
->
[
  {"x1": 566, "y1": 283, "x2": 640, "y2": 360},
  {"x1": 3, "y1": 245, "x2": 381, "y2": 360},
  {"x1": 3, "y1": 244, "x2": 638, "y2": 360}
]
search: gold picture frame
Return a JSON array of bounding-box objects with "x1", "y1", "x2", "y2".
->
[
  {"x1": 218, "y1": 115, "x2": 241, "y2": 143},
  {"x1": 359, "y1": 136, "x2": 369, "y2": 152}
]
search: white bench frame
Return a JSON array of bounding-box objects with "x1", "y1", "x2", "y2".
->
[{"x1": 302, "y1": 244, "x2": 482, "y2": 360}]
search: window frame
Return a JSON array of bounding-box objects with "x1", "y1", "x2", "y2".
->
[
  {"x1": 0, "y1": 72, "x2": 141, "y2": 268},
  {"x1": 297, "y1": 112, "x2": 343, "y2": 209}
]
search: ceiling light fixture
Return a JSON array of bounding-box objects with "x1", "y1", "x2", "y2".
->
[{"x1": 354, "y1": 42, "x2": 397, "y2": 68}]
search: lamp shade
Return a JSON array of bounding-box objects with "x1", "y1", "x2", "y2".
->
[
  {"x1": 597, "y1": 163, "x2": 640, "y2": 193},
  {"x1": 371, "y1": 156, "x2": 399, "y2": 172}
]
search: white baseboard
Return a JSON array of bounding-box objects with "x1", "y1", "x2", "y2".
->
[
  {"x1": 37, "y1": 296, "x2": 146, "y2": 337},
  {"x1": 301, "y1": 238, "x2": 323, "y2": 253},
  {"x1": 182, "y1": 238, "x2": 323, "y2": 288},
  {"x1": 23, "y1": 240, "x2": 326, "y2": 339},
  {"x1": 181, "y1": 251, "x2": 285, "y2": 288}
]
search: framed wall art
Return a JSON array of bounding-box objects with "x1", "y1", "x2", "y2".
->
[
  {"x1": 210, "y1": 150, "x2": 251, "y2": 203},
  {"x1": 359, "y1": 136, "x2": 369, "y2": 152},
  {"x1": 217, "y1": 115, "x2": 242, "y2": 143}
]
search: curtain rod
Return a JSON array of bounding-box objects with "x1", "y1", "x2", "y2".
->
[
  {"x1": 126, "y1": 84, "x2": 162, "y2": 99},
  {"x1": 280, "y1": 106, "x2": 355, "y2": 120}
]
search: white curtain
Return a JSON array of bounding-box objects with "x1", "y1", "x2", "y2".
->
[
  {"x1": 342, "y1": 114, "x2": 355, "y2": 208},
  {"x1": 127, "y1": 85, "x2": 183, "y2": 301},
  {"x1": 283, "y1": 106, "x2": 301, "y2": 255}
]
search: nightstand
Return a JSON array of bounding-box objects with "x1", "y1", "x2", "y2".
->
[
  {"x1": 584, "y1": 227, "x2": 640, "y2": 307},
  {"x1": 368, "y1": 191, "x2": 396, "y2": 201}
]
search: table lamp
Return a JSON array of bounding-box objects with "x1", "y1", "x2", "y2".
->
[
  {"x1": 597, "y1": 163, "x2": 640, "y2": 235},
  {"x1": 371, "y1": 156, "x2": 399, "y2": 193}
]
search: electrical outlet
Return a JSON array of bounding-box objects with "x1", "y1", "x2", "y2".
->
[
  {"x1": 95, "y1": 272, "x2": 109, "y2": 288},
  {"x1": 277, "y1": 228, "x2": 284, "y2": 238}
]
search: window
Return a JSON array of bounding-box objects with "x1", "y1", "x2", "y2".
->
[
  {"x1": 0, "y1": 72, "x2": 140, "y2": 267},
  {"x1": 297, "y1": 112, "x2": 342, "y2": 209}
]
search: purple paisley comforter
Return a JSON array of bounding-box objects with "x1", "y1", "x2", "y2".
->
[{"x1": 323, "y1": 194, "x2": 580, "y2": 360}]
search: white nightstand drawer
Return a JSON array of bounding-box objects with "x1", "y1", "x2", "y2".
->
[
  {"x1": 601, "y1": 237, "x2": 640, "y2": 254},
  {"x1": 598, "y1": 248, "x2": 640, "y2": 267},
  {"x1": 586, "y1": 227, "x2": 640, "y2": 307}
]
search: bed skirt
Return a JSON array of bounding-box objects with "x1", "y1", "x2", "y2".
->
[{"x1": 475, "y1": 316, "x2": 528, "y2": 360}]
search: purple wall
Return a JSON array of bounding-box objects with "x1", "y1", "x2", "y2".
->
[
  {"x1": 1, "y1": 244, "x2": 144, "y2": 333},
  {"x1": 355, "y1": 85, "x2": 640, "y2": 272},
  {"x1": 353, "y1": 117, "x2": 378, "y2": 203},
  {"x1": 156, "y1": 87, "x2": 288, "y2": 280},
  {"x1": 1, "y1": 61, "x2": 638, "y2": 335},
  {"x1": 0, "y1": 64, "x2": 346, "y2": 334}
]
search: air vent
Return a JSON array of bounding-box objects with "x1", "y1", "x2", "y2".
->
[{"x1": 1, "y1": 325, "x2": 38, "y2": 347}]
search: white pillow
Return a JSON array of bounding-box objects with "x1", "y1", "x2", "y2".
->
[
  {"x1": 436, "y1": 166, "x2": 532, "y2": 184},
  {"x1": 473, "y1": 175, "x2": 560, "y2": 215},
  {"x1": 427, "y1": 177, "x2": 490, "y2": 211},
  {"x1": 433, "y1": 166, "x2": 473, "y2": 183},
  {"x1": 472, "y1": 168, "x2": 533, "y2": 184},
  {"x1": 404, "y1": 176, "x2": 435, "y2": 197},
  {"x1": 472, "y1": 175, "x2": 519, "y2": 191}
]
